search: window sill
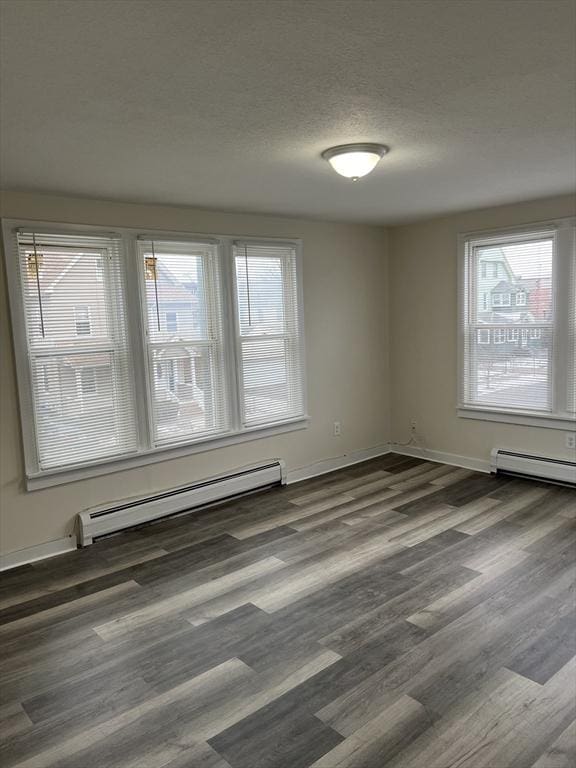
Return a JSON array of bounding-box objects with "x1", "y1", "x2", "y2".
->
[
  {"x1": 457, "y1": 407, "x2": 576, "y2": 431},
  {"x1": 26, "y1": 417, "x2": 309, "y2": 491}
]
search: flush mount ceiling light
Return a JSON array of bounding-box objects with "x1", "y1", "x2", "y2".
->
[{"x1": 321, "y1": 143, "x2": 389, "y2": 181}]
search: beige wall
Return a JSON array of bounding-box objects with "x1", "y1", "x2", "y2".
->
[
  {"x1": 2, "y1": 190, "x2": 574, "y2": 558},
  {"x1": 388, "y1": 194, "x2": 576, "y2": 465},
  {"x1": 0, "y1": 192, "x2": 390, "y2": 556}
]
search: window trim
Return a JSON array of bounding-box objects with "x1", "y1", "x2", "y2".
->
[
  {"x1": 457, "y1": 217, "x2": 576, "y2": 430},
  {"x1": 2, "y1": 219, "x2": 308, "y2": 490}
]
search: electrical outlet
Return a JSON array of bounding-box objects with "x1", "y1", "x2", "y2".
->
[
  {"x1": 333, "y1": 421, "x2": 341, "y2": 437},
  {"x1": 566, "y1": 433, "x2": 576, "y2": 450},
  {"x1": 410, "y1": 419, "x2": 417, "y2": 431}
]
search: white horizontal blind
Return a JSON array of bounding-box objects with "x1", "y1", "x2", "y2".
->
[
  {"x1": 568, "y1": 236, "x2": 576, "y2": 415},
  {"x1": 460, "y1": 230, "x2": 556, "y2": 413},
  {"x1": 233, "y1": 242, "x2": 304, "y2": 427},
  {"x1": 138, "y1": 239, "x2": 230, "y2": 445},
  {"x1": 16, "y1": 231, "x2": 138, "y2": 469}
]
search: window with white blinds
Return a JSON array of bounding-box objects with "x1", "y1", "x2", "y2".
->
[
  {"x1": 15, "y1": 231, "x2": 138, "y2": 470},
  {"x1": 5, "y1": 224, "x2": 306, "y2": 485},
  {"x1": 137, "y1": 238, "x2": 230, "y2": 445},
  {"x1": 459, "y1": 219, "x2": 576, "y2": 426},
  {"x1": 233, "y1": 242, "x2": 305, "y2": 427}
]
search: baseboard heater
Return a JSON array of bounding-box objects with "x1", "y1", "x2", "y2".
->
[
  {"x1": 491, "y1": 449, "x2": 576, "y2": 487},
  {"x1": 77, "y1": 460, "x2": 286, "y2": 546}
]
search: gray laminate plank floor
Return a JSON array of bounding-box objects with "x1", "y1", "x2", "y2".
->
[{"x1": 0, "y1": 454, "x2": 575, "y2": 768}]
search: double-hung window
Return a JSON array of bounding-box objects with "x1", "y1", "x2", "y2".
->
[
  {"x1": 11, "y1": 232, "x2": 138, "y2": 472},
  {"x1": 4, "y1": 224, "x2": 306, "y2": 487},
  {"x1": 137, "y1": 238, "x2": 230, "y2": 446},
  {"x1": 459, "y1": 218, "x2": 576, "y2": 428},
  {"x1": 233, "y1": 242, "x2": 305, "y2": 428}
]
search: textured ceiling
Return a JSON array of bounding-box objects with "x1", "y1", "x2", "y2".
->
[{"x1": 1, "y1": 0, "x2": 575, "y2": 224}]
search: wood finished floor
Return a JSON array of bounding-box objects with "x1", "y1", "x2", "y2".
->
[{"x1": 0, "y1": 453, "x2": 575, "y2": 768}]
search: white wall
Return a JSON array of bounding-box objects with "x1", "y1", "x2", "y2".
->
[
  {"x1": 0, "y1": 192, "x2": 390, "y2": 556},
  {"x1": 388, "y1": 193, "x2": 576, "y2": 466}
]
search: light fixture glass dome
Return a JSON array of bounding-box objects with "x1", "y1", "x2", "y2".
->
[{"x1": 322, "y1": 143, "x2": 388, "y2": 181}]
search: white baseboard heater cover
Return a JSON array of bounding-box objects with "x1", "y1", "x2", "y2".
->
[
  {"x1": 78, "y1": 460, "x2": 286, "y2": 546},
  {"x1": 491, "y1": 449, "x2": 576, "y2": 487}
]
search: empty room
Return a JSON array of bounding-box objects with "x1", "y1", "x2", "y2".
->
[{"x1": 0, "y1": 1, "x2": 575, "y2": 766}]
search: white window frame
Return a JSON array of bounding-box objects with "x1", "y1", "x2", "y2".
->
[
  {"x1": 458, "y1": 217, "x2": 576, "y2": 431},
  {"x1": 2, "y1": 220, "x2": 308, "y2": 489}
]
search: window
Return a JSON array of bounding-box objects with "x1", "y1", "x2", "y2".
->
[
  {"x1": 74, "y1": 304, "x2": 91, "y2": 336},
  {"x1": 477, "y1": 329, "x2": 490, "y2": 344},
  {"x1": 515, "y1": 292, "x2": 526, "y2": 306},
  {"x1": 493, "y1": 329, "x2": 506, "y2": 344},
  {"x1": 138, "y1": 238, "x2": 230, "y2": 446},
  {"x1": 81, "y1": 367, "x2": 97, "y2": 395},
  {"x1": 4, "y1": 225, "x2": 306, "y2": 486},
  {"x1": 459, "y1": 219, "x2": 576, "y2": 427},
  {"x1": 233, "y1": 242, "x2": 305, "y2": 427},
  {"x1": 492, "y1": 293, "x2": 511, "y2": 307},
  {"x1": 165, "y1": 311, "x2": 178, "y2": 334},
  {"x1": 10, "y1": 232, "x2": 137, "y2": 472}
]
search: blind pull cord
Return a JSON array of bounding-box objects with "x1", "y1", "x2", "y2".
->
[
  {"x1": 151, "y1": 241, "x2": 161, "y2": 332},
  {"x1": 244, "y1": 244, "x2": 252, "y2": 326},
  {"x1": 32, "y1": 233, "x2": 46, "y2": 338}
]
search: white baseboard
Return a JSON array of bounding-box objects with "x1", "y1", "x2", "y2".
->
[
  {"x1": 0, "y1": 444, "x2": 489, "y2": 571},
  {"x1": 287, "y1": 444, "x2": 391, "y2": 484},
  {"x1": 0, "y1": 535, "x2": 78, "y2": 572},
  {"x1": 389, "y1": 443, "x2": 491, "y2": 474}
]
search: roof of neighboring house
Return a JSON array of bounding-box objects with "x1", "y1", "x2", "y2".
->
[
  {"x1": 492, "y1": 280, "x2": 522, "y2": 293},
  {"x1": 516, "y1": 277, "x2": 552, "y2": 291},
  {"x1": 491, "y1": 276, "x2": 552, "y2": 295},
  {"x1": 145, "y1": 262, "x2": 199, "y2": 304},
  {"x1": 27, "y1": 251, "x2": 198, "y2": 303},
  {"x1": 23, "y1": 250, "x2": 82, "y2": 292}
]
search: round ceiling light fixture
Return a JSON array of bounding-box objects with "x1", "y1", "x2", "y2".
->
[{"x1": 321, "y1": 143, "x2": 389, "y2": 181}]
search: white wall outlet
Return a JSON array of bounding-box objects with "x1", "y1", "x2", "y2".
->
[
  {"x1": 410, "y1": 419, "x2": 417, "y2": 431},
  {"x1": 333, "y1": 421, "x2": 341, "y2": 437},
  {"x1": 566, "y1": 433, "x2": 576, "y2": 450}
]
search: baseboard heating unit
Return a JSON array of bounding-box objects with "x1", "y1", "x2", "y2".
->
[
  {"x1": 78, "y1": 460, "x2": 286, "y2": 546},
  {"x1": 491, "y1": 449, "x2": 576, "y2": 487}
]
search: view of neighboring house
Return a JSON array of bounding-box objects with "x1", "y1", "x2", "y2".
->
[
  {"x1": 145, "y1": 259, "x2": 206, "y2": 423},
  {"x1": 28, "y1": 248, "x2": 210, "y2": 435},
  {"x1": 25, "y1": 250, "x2": 115, "y2": 416},
  {"x1": 25, "y1": 248, "x2": 293, "y2": 451},
  {"x1": 476, "y1": 248, "x2": 551, "y2": 354}
]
